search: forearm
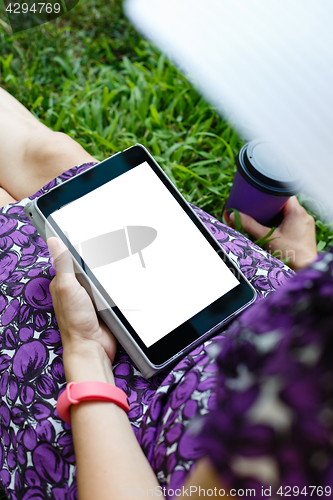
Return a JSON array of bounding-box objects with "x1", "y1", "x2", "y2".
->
[{"x1": 63, "y1": 345, "x2": 162, "y2": 500}]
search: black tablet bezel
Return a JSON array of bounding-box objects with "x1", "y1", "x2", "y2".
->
[{"x1": 37, "y1": 145, "x2": 255, "y2": 366}]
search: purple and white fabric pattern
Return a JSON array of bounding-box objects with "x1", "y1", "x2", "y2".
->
[
  {"x1": 197, "y1": 250, "x2": 333, "y2": 498},
  {"x1": 0, "y1": 162, "x2": 294, "y2": 499}
]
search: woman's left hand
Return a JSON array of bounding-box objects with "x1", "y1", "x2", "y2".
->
[{"x1": 47, "y1": 237, "x2": 117, "y2": 363}]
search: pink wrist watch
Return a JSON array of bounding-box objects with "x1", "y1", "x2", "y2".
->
[{"x1": 57, "y1": 381, "x2": 131, "y2": 424}]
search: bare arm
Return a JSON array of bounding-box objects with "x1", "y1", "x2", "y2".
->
[{"x1": 67, "y1": 353, "x2": 160, "y2": 500}]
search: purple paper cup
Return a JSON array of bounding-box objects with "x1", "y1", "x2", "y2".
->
[{"x1": 224, "y1": 140, "x2": 302, "y2": 226}]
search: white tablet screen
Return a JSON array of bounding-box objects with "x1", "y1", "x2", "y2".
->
[{"x1": 51, "y1": 161, "x2": 239, "y2": 347}]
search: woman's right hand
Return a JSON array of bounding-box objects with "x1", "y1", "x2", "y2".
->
[{"x1": 230, "y1": 196, "x2": 318, "y2": 270}]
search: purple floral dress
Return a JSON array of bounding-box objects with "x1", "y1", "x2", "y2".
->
[
  {"x1": 0, "y1": 162, "x2": 294, "y2": 499},
  {"x1": 197, "y1": 250, "x2": 333, "y2": 498}
]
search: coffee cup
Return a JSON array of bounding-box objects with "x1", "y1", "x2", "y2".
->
[{"x1": 223, "y1": 140, "x2": 302, "y2": 226}]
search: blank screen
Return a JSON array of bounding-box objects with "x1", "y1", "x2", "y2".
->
[{"x1": 51, "y1": 161, "x2": 239, "y2": 347}]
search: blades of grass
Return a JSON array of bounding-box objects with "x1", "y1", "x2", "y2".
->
[
  {"x1": 157, "y1": 53, "x2": 165, "y2": 76},
  {"x1": 89, "y1": 131, "x2": 118, "y2": 152},
  {"x1": 317, "y1": 240, "x2": 326, "y2": 252},
  {"x1": 52, "y1": 56, "x2": 74, "y2": 80},
  {"x1": 60, "y1": 0, "x2": 68, "y2": 13},
  {"x1": 32, "y1": 95, "x2": 43, "y2": 110},
  {"x1": 102, "y1": 39, "x2": 114, "y2": 63},
  {"x1": 0, "y1": 53, "x2": 13, "y2": 78},
  {"x1": 174, "y1": 144, "x2": 197, "y2": 164},
  {"x1": 172, "y1": 164, "x2": 213, "y2": 186},
  {"x1": 231, "y1": 209, "x2": 243, "y2": 233},
  {"x1": 12, "y1": 41, "x2": 26, "y2": 63},
  {"x1": 150, "y1": 104, "x2": 161, "y2": 125},
  {"x1": 194, "y1": 131, "x2": 235, "y2": 167},
  {"x1": 53, "y1": 107, "x2": 67, "y2": 132},
  {"x1": 254, "y1": 227, "x2": 277, "y2": 247},
  {"x1": 206, "y1": 185, "x2": 223, "y2": 195},
  {"x1": 105, "y1": 111, "x2": 119, "y2": 142},
  {"x1": 191, "y1": 159, "x2": 221, "y2": 168},
  {"x1": 166, "y1": 89, "x2": 188, "y2": 122}
]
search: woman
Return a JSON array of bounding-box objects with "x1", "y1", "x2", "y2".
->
[{"x1": 0, "y1": 87, "x2": 322, "y2": 499}]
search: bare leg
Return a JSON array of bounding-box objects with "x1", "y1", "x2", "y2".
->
[{"x1": 0, "y1": 87, "x2": 97, "y2": 205}]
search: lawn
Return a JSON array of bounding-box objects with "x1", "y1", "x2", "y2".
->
[
  {"x1": 1, "y1": 0, "x2": 332, "y2": 251},
  {"x1": 0, "y1": 0, "x2": 332, "y2": 496}
]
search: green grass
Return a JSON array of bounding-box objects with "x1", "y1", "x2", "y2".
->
[
  {"x1": 0, "y1": 0, "x2": 241, "y2": 221},
  {"x1": 0, "y1": 1, "x2": 332, "y2": 498},
  {"x1": 1, "y1": 0, "x2": 332, "y2": 253}
]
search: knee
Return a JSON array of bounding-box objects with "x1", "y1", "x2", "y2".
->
[
  {"x1": 8, "y1": 124, "x2": 98, "y2": 200},
  {"x1": 28, "y1": 128, "x2": 90, "y2": 168},
  {"x1": 25, "y1": 126, "x2": 97, "y2": 180}
]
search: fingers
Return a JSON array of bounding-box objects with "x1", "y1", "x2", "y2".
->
[
  {"x1": 283, "y1": 196, "x2": 305, "y2": 216},
  {"x1": 230, "y1": 211, "x2": 271, "y2": 240},
  {"x1": 283, "y1": 196, "x2": 315, "y2": 228},
  {"x1": 47, "y1": 237, "x2": 75, "y2": 278}
]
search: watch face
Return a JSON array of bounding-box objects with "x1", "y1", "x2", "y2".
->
[{"x1": 39, "y1": 145, "x2": 255, "y2": 366}]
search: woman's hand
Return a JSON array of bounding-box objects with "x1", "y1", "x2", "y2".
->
[
  {"x1": 47, "y1": 237, "x2": 117, "y2": 383},
  {"x1": 230, "y1": 196, "x2": 318, "y2": 270}
]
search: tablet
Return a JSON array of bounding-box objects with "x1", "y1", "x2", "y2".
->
[{"x1": 24, "y1": 144, "x2": 256, "y2": 378}]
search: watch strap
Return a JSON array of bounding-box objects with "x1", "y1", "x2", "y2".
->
[{"x1": 57, "y1": 381, "x2": 130, "y2": 425}]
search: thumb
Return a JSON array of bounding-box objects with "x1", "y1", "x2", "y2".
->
[
  {"x1": 47, "y1": 237, "x2": 75, "y2": 277},
  {"x1": 231, "y1": 211, "x2": 271, "y2": 240}
]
